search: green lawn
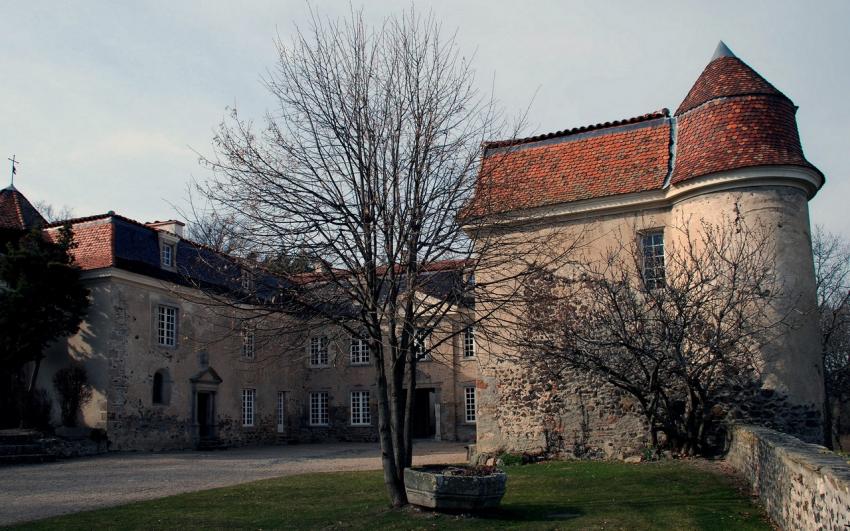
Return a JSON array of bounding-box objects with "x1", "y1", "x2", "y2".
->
[{"x1": 9, "y1": 461, "x2": 769, "y2": 530}]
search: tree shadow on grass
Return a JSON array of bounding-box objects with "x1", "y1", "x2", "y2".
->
[{"x1": 461, "y1": 504, "x2": 585, "y2": 523}]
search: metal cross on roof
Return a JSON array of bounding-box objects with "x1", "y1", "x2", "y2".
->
[{"x1": 7, "y1": 154, "x2": 20, "y2": 189}]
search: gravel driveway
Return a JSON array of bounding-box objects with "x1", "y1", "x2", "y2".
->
[{"x1": 0, "y1": 440, "x2": 468, "y2": 526}]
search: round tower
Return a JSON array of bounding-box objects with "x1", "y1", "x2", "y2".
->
[{"x1": 668, "y1": 42, "x2": 825, "y2": 442}]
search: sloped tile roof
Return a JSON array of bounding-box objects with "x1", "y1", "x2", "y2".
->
[
  {"x1": 0, "y1": 187, "x2": 46, "y2": 231},
  {"x1": 466, "y1": 114, "x2": 672, "y2": 217}
]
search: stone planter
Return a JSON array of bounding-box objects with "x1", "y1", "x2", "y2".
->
[{"x1": 404, "y1": 465, "x2": 507, "y2": 511}]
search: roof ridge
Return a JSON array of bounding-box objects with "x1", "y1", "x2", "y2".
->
[{"x1": 484, "y1": 109, "x2": 670, "y2": 151}]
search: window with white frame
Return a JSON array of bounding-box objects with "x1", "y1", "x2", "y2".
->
[
  {"x1": 463, "y1": 325, "x2": 476, "y2": 358},
  {"x1": 241, "y1": 322, "x2": 255, "y2": 360},
  {"x1": 464, "y1": 386, "x2": 476, "y2": 423},
  {"x1": 161, "y1": 242, "x2": 175, "y2": 268},
  {"x1": 240, "y1": 268, "x2": 254, "y2": 293},
  {"x1": 156, "y1": 305, "x2": 177, "y2": 347},
  {"x1": 309, "y1": 391, "x2": 329, "y2": 426},
  {"x1": 350, "y1": 337, "x2": 370, "y2": 365},
  {"x1": 641, "y1": 231, "x2": 665, "y2": 290},
  {"x1": 309, "y1": 336, "x2": 329, "y2": 366},
  {"x1": 350, "y1": 390, "x2": 371, "y2": 426},
  {"x1": 241, "y1": 388, "x2": 256, "y2": 427},
  {"x1": 413, "y1": 329, "x2": 430, "y2": 361}
]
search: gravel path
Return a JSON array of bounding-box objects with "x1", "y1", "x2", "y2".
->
[{"x1": 0, "y1": 441, "x2": 468, "y2": 526}]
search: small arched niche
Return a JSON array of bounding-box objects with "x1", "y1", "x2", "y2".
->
[{"x1": 152, "y1": 369, "x2": 171, "y2": 406}]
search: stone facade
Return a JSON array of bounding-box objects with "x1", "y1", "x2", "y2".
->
[
  {"x1": 37, "y1": 254, "x2": 479, "y2": 451},
  {"x1": 727, "y1": 424, "x2": 850, "y2": 530}
]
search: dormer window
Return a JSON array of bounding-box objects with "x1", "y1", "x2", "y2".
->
[
  {"x1": 157, "y1": 231, "x2": 180, "y2": 271},
  {"x1": 161, "y1": 242, "x2": 175, "y2": 268},
  {"x1": 241, "y1": 268, "x2": 255, "y2": 293}
]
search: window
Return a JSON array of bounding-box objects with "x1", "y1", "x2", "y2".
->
[
  {"x1": 309, "y1": 336, "x2": 329, "y2": 367},
  {"x1": 152, "y1": 371, "x2": 165, "y2": 404},
  {"x1": 350, "y1": 390, "x2": 371, "y2": 426},
  {"x1": 463, "y1": 325, "x2": 476, "y2": 358},
  {"x1": 241, "y1": 268, "x2": 254, "y2": 293},
  {"x1": 241, "y1": 322, "x2": 255, "y2": 360},
  {"x1": 157, "y1": 305, "x2": 177, "y2": 347},
  {"x1": 350, "y1": 337, "x2": 370, "y2": 365},
  {"x1": 309, "y1": 391, "x2": 329, "y2": 426},
  {"x1": 241, "y1": 388, "x2": 256, "y2": 427},
  {"x1": 464, "y1": 386, "x2": 476, "y2": 423},
  {"x1": 413, "y1": 329, "x2": 430, "y2": 361},
  {"x1": 161, "y1": 242, "x2": 175, "y2": 268},
  {"x1": 276, "y1": 391, "x2": 285, "y2": 433},
  {"x1": 641, "y1": 231, "x2": 665, "y2": 290}
]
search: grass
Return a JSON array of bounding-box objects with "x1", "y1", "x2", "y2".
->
[{"x1": 8, "y1": 460, "x2": 769, "y2": 530}]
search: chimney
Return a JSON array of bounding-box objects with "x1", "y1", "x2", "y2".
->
[{"x1": 146, "y1": 219, "x2": 185, "y2": 238}]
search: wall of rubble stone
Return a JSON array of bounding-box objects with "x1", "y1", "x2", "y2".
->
[
  {"x1": 476, "y1": 357, "x2": 649, "y2": 459},
  {"x1": 726, "y1": 424, "x2": 850, "y2": 530}
]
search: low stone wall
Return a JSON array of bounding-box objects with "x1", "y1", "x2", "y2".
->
[{"x1": 726, "y1": 424, "x2": 850, "y2": 530}]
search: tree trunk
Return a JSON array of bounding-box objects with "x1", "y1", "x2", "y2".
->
[{"x1": 373, "y1": 343, "x2": 407, "y2": 507}]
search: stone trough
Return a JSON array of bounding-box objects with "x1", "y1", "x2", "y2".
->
[{"x1": 403, "y1": 465, "x2": 507, "y2": 511}]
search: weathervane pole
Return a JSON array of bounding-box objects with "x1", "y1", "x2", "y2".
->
[{"x1": 7, "y1": 155, "x2": 19, "y2": 189}]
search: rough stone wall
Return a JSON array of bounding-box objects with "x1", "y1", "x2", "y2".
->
[
  {"x1": 474, "y1": 183, "x2": 825, "y2": 456},
  {"x1": 727, "y1": 424, "x2": 850, "y2": 530},
  {"x1": 41, "y1": 270, "x2": 479, "y2": 450},
  {"x1": 477, "y1": 357, "x2": 648, "y2": 459}
]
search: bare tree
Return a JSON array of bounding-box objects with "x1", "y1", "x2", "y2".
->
[
  {"x1": 515, "y1": 217, "x2": 790, "y2": 456},
  {"x1": 813, "y1": 226, "x2": 850, "y2": 449},
  {"x1": 32, "y1": 200, "x2": 74, "y2": 224},
  {"x1": 189, "y1": 8, "x2": 560, "y2": 506}
]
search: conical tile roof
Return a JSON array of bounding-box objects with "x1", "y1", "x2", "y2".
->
[{"x1": 675, "y1": 41, "x2": 787, "y2": 116}]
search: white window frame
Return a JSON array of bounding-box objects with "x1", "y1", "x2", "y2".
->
[
  {"x1": 640, "y1": 230, "x2": 665, "y2": 290},
  {"x1": 309, "y1": 391, "x2": 329, "y2": 426},
  {"x1": 241, "y1": 388, "x2": 256, "y2": 427},
  {"x1": 161, "y1": 242, "x2": 174, "y2": 268},
  {"x1": 156, "y1": 305, "x2": 177, "y2": 347},
  {"x1": 463, "y1": 325, "x2": 476, "y2": 359},
  {"x1": 241, "y1": 322, "x2": 255, "y2": 360},
  {"x1": 413, "y1": 329, "x2": 431, "y2": 361},
  {"x1": 350, "y1": 390, "x2": 371, "y2": 426},
  {"x1": 464, "y1": 386, "x2": 476, "y2": 423},
  {"x1": 276, "y1": 391, "x2": 285, "y2": 433},
  {"x1": 349, "y1": 337, "x2": 370, "y2": 365},
  {"x1": 241, "y1": 268, "x2": 254, "y2": 293},
  {"x1": 309, "y1": 336, "x2": 329, "y2": 367}
]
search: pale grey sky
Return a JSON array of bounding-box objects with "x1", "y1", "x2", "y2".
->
[{"x1": 2, "y1": 1, "x2": 848, "y2": 235}]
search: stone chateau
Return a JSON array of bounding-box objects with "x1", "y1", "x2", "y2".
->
[{"x1": 1, "y1": 42, "x2": 829, "y2": 455}]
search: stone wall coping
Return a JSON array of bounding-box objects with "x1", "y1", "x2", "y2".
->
[{"x1": 736, "y1": 424, "x2": 850, "y2": 488}]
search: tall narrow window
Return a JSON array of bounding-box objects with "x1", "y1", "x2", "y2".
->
[
  {"x1": 641, "y1": 231, "x2": 665, "y2": 290},
  {"x1": 276, "y1": 391, "x2": 285, "y2": 433},
  {"x1": 309, "y1": 336, "x2": 329, "y2": 367},
  {"x1": 309, "y1": 392, "x2": 329, "y2": 426},
  {"x1": 350, "y1": 337, "x2": 370, "y2": 365},
  {"x1": 464, "y1": 386, "x2": 476, "y2": 423},
  {"x1": 157, "y1": 305, "x2": 177, "y2": 347},
  {"x1": 240, "y1": 268, "x2": 254, "y2": 293},
  {"x1": 241, "y1": 322, "x2": 255, "y2": 360},
  {"x1": 350, "y1": 390, "x2": 371, "y2": 426},
  {"x1": 241, "y1": 388, "x2": 256, "y2": 427},
  {"x1": 463, "y1": 325, "x2": 476, "y2": 358},
  {"x1": 413, "y1": 329, "x2": 431, "y2": 361},
  {"x1": 161, "y1": 242, "x2": 175, "y2": 268}
]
